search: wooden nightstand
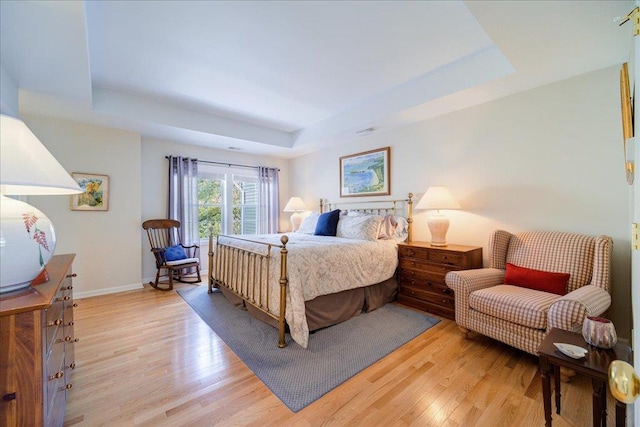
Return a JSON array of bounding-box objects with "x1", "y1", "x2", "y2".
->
[{"x1": 397, "y1": 242, "x2": 482, "y2": 320}]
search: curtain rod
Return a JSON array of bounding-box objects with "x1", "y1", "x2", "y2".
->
[{"x1": 165, "y1": 156, "x2": 279, "y2": 171}]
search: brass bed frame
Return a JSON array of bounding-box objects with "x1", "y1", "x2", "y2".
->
[{"x1": 207, "y1": 193, "x2": 414, "y2": 348}]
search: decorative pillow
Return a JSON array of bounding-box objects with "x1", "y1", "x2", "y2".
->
[
  {"x1": 504, "y1": 263, "x2": 570, "y2": 295},
  {"x1": 377, "y1": 214, "x2": 398, "y2": 240},
  {"x1": 165, "y1": 244, "x2": 188, "y2": 261},
  {"x1": 314, "y1": 209, "x2": 341, "y2": 236},
  {"x1": 296, "y1": 211, "x2": 320, "y2": 234},
  {"x1": 392, "y1": 217, "x2": 409, "y2": 242},
  {"x1": 336, "y1": 214, "x2": 384, "y2": 241}
]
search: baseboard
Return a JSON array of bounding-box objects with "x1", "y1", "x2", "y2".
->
[
  {"x1": 74, "y1": 270, "x2": 209, "y2": 299},
  {"x1": 75, "y1": 282, "x2": 144, "y2": 299}
]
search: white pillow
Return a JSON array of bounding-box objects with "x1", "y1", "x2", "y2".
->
[
  {"x1": 336, "y1": 215, "x2": 383, "y2": 241},
  {"x1": 378, "y1": 214, "x2": 398, "y2": 240},
  {"x1": 393, "y1": 217, "x2": 409, "y2": 242},
  {"x1": 296, "y1": 211, "x2": 320, "y2": 234}
]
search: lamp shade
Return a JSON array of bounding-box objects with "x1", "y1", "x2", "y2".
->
[
  {"x1": 0, "y1": 114, "x2": 82, "y2": 293},
  {"x1": 283, "y1": 197, "x2": 307, "y2": 212},
  {"x1": 1, "y1": 115, "x2": 82, "y2": 195},
  {"x1": 415, "y1": 186, "x2": 461, "y2": 211}
]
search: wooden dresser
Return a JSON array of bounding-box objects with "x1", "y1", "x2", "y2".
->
[
  {"x1": 397, "y1": 242, "x2": 482, "y2": 320},
  {"x1": 0, "y1": 254, "x2": 77, "y2": 427}
]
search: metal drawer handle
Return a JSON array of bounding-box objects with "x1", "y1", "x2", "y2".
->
[
  {"x1": 55, "y1": 295, "x2": 71, "y2": 302},
  {"x1": 47, "y1": 319, "x2": 63, "y2": 327},
  {"x1": 49, "y1": 371, "x2": 64, "y2": 380},
  {"x1": 66, "y1": 273, "x2": 77, "y2": 278}
]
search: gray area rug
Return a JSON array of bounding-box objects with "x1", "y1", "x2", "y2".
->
[{"x1": 178, "y1": 285, "x2": 439, "y2": 412}]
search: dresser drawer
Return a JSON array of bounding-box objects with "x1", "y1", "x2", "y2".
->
[
  {"x1": 398, "y1": 245, "x2": 465, "y2": 267},
  {"x1": 398, "y1": 270, "x2": 452, "y2": 295},
  {"x1": 397, "y1": 294, "x2": 455, "y2": 320},
  {"x1": 398, "y1": 259, "x2": 458, "y2": 282},
  {"x1": 399, "y1": 284, "x2": 454, "y2": 308}
]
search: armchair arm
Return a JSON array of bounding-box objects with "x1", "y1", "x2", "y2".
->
[
  {"x1": 548, "y1": 285, "x2": 611, "y2": 332},
  {"x1": 445, "y1": 268, "x2": 504, "y2": 327},
  {"x1": 445, "y1": 268, "x2": 505, "y2": 294}
]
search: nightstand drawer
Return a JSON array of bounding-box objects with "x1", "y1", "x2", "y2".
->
[
  {"x1": 398, "y1": 271, "x2": 452, "y2": 295},
  {"x1": 398, "y1": 284, "x2": 454, "y2": 308},
  {"x1": 398, "y1": 245, "x2": 465, "y2": 267},
  {"x1": 399, "y1": 259, "x2": 458, "y2": 278}
]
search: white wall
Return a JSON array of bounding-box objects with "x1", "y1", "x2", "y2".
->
[
  {"x1": 24, "y1": 114, "x2": 143, "y2": 298},
  {"x1": 290, "y1": 66, "x2": 632, "y2": 339},
  {"x1": 140, "y1": 138, "x2": 290, "y2": 282}
]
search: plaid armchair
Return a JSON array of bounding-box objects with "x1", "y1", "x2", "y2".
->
[{"x1": 445, "y1": 230, "x2": 613, "y2": 355}]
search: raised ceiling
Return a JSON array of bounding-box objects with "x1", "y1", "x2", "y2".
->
[{"x1": 0, "y1": 0, "x2": 634, "y2": 158}]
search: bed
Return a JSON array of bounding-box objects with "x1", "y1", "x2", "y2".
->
[{"x1": 207, "y1": 193, "x2": 414, "y2": 348}]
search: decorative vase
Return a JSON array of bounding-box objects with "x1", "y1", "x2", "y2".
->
[
  {"x1": 582, "y1": 316, "x2": 617, "y2": 349},
  {"x1": 0, "y1": 195, "x2": 56, "y2": 293}
]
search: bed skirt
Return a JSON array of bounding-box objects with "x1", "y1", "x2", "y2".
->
[{"x1": 218, "y1": 276, "x2": 397, "y2": 333}]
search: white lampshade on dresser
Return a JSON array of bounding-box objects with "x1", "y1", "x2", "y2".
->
[
  {"x1": 415, "y1": 186, "x2": 461, "y2": 247},
  {"x1": 283, "y1": 196, "x2": 307, "y2": 232},
  {"x1": 0, "y1": 114, "x2": 82, "y2": 293}
]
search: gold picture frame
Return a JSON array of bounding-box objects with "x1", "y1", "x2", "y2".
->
[
  {"x1": 70, "y1": 173, "x2": 110, "y2": 211},
  {"x1": 620, "y1": 62, "x2": 634, "y2": 185},
  {"x1": 339, "y1": 147, "x2": 390, "y2": 197}
]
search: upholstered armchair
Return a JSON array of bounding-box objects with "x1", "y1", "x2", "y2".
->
[{"x1": 445, "y1": 230, "x2": 613, "y2": 356}]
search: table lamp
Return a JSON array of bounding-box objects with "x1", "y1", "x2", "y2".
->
[
  {"x1": 415, "y1": 186, "x2": 461, "y2": 247},
  {"x1": 283, "y1": 196, "x2": 307, "y2": 232},
  {"x1": 0, "y1": 114, "x2": 82, "y2": 293}
]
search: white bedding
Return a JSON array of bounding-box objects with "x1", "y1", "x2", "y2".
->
[{"x1": 216, "y1": 233, "x2": 398, "y2": 348}]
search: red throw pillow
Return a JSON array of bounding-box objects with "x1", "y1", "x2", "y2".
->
[{"x1": 504, "y1": 263, "x2": 570, "y2": 295}]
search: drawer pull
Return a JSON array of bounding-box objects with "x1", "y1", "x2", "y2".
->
[
  {"x1": 63, "y1": 384, "x2": 73, "y2": 390},
  {"x1": 49, "y1": 371, "x2": 64, "y2": 380},
  {"x1": 47, "y1": 319, "x2": 63, "y2": 327},
  {"x1": 66, "y1": 321, "x2": 75, "y2": 327},
  {"x1": 65, "y1": 285, "x2": 74, "y2": 290},
  {"x1": 2, "y1": 392, "x2": 16, "y2": 401},
  {"x1": 66, "y1": 273, "x2": 77, "y2": 278},
  {"x1": 443, "y1": 288, "x2": 453, "y2": 295},
  {"x1": 73, "y1": 303, "x2": 78, "y2": 308},
  {"x1": 64, "y1": 336, "x2": 80, "y2": 343},
  {"x1": 55, "y1": 295, "x2": 71, "y2": 302},
  {"x1": 68, "y1": 363, "x2": 76, "y2": 370}
]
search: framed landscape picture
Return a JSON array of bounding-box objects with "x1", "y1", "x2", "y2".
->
[
  {"x1": 70, "y1": 173, "x2": 109, "y2": 211},
  {"x1": 340, "y1": 147, "x2": 390, "y2": 197}
]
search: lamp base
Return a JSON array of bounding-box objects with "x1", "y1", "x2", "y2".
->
[
  {"x1": 290, "y1": 212, "x2": 303, "y2": 232},
  {"x1": 427, "y1": 213, "x2": 450, "y2": 247},
  {"x1": 0, "y1": 195, "x2": 56, "y2": 293}
]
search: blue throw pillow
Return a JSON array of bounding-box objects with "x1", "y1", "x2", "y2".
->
[
  {"x1": 314, "y1": 209, "x2": 341, "y2": 236},
  {"x1": 165, "y1": 244, "x2": 188, "y2": 261}
]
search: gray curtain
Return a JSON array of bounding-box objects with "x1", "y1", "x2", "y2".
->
[
  {"x1": 257, "y1": 166, "x2": 279, "y2": 234},
  {"x1": 167, "y1": 156, "x2": 199, "y2": 247}
]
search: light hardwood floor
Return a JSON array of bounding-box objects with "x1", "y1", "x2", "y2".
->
[{"x1": 64, "y1": 283, "x2": 618, "y2": 427}]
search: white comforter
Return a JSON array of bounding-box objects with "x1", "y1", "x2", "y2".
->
[{"x1": 216, "y1": 233, "x2": 399, "y2": 348}]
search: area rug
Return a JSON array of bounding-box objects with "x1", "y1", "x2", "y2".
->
[{"x1": 178, "y1": 285, "x2": 439, "y2": 412}]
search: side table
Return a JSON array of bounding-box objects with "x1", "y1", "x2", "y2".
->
[{"x1": 538, "y1": 328, "x2": 632, "y2": 427}]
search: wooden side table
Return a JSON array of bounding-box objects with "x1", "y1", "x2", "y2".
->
[
  {"x1": 538, "y1": 328, "x2": 632, "y2": 427},
  {"x1": 397, "y1": 242, "x2": 482, "y2": 320}
]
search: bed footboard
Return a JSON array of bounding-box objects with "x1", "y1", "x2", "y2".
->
[{"x1": 208, "y1": 232, "x2": 289, "y2": 348}]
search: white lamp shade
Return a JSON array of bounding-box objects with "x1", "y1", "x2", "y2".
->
[
  {"x1": 283, "y1": 197, "x2": 307, "y2": 212},
  {"x1": 0, "y1": 115, "x2": 81, "y2": 293},
  {"x1": 0, "y1": 114, "x2": 82, "y2": 195},
  {"x1": 415, "y1": 186, "x2": 461, "y2": 211}
]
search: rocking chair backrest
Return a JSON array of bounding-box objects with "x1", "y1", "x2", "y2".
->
[{"x1": 142, "y1": 219, "x2": 182, "y2": 255}]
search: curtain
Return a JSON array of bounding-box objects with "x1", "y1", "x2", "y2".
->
[
  {"x1": 257, "y1": 166, "x2": 279, "y2": 234},
  {"x1": 167, "y1": 156, "x2": 199, "y2": 248}
]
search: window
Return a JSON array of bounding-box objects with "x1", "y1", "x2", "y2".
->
[{"x1": 198, "y1": 165, "x2": 258, "y2": 238}]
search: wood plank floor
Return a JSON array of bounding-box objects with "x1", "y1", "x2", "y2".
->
[{"x1": 64, "y1": 283, "x2": 618, "y2": 426}]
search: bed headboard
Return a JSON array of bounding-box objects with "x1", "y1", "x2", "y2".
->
[{"x1": 319, "y1": 193, "x2": 414, "y2": 242}]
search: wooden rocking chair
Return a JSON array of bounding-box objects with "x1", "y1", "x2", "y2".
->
[{"x1": 142, "y1": 219, "x2": 201, "y2": 291}]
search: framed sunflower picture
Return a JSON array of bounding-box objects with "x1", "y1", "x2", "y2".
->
[{"x1": 70, "y1": 173, "x2": 109, "y2": 211}]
